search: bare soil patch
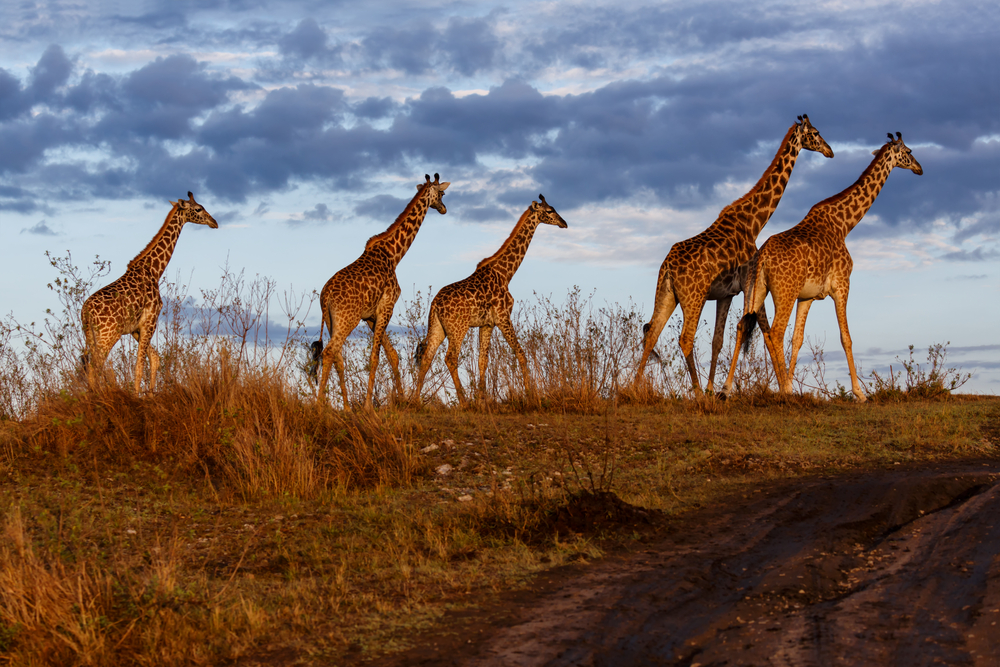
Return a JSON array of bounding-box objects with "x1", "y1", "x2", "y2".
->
[{"x1": 383, "y1": 460, "x2": 1000, "y2": 666}]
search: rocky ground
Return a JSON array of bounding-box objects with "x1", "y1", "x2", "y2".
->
[{"x1": 384, "y1": 460, "x2": 1000, "y2": 666}]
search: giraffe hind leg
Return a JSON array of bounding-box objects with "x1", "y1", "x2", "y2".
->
[
  {"x1": 636, "y1": 270, "x2": 677, "y2": 382},
  {"x1": 444, "y1": 326, "x2": 470, "y2": 406},
  {"x1": 413, "y1": 312, "x2": 446, "y2": 402}
]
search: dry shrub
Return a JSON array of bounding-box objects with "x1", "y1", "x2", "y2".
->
[
  {"x1": 0, "y1": 506, "x2": 266, "y2": 665},
  {"x1": 18, "y1": 355, "x2": 417, "y2": 499}
]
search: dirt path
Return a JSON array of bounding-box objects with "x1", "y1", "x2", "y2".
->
[{"x1": 390, "y1": 461, "x2": 1000, "y2": 666}]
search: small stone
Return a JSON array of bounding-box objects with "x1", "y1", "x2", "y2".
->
[
  {"x1": 457, "y1": 495, "x2": 473, "y2": 502},
  {"x1": 421, "y1": 444, "x2": 439, "y2": 453},
  {"x1": 436, "y1": 464, "x2": 453, "y2": 476}
]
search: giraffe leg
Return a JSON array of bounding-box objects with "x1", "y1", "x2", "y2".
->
[
  {"x1": 133, "y1": 326, "x2": 155, "y2": 394},
  {"x1": 786, "y1": 299, "x2": 813, "y2": 392},
  {"x1": 83, "y1": 320, "x2": 111, "y2": 389},
  {"x1": 636, "y1": 266, "x2": 677, "y2": 382},
  {"x1": 678, "y1": 298, "x2": 707, "y2": 395},
  {"x1": 477, "y1": 326, "x2": 493, "y2": 401},
  {"x1": 365, "y1": 314, "x2": 392, "y2": 410},
  {"x1": 413, "y1": 310, "x2": 446, "y2": 402},
  {"x1": 762, "y1": 295, "x2": 795, "y2": 394},
  {"x1": 721, "y1": 287, "x2": 768, "y2": 397},
  {"x1": 832, "y1": 288, "x2": 866, "y2": 403},
  {"x1": 497, "y1": 315, "x2": 533, "y2": 398},
  {"x1": 317, "y1": 313, "x2": 354, "y2": 410},
  {"x1": 444, "y1": 326, "x2": 470, "y2": 406},
  {"x1": 365, "y1": 318, "x2": 404, "y2": 401},
  {"x1": 706, "y1": 296, "x2": 732, "y2": 394}
]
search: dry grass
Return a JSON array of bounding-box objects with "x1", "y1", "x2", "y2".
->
[{"x1": 0, "y1": 256, "x2": 993, "y2": 664}]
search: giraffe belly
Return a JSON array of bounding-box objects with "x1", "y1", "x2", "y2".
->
[
  {"x1": 798, "y1": 277, "x2": 831, "y2": 300},
  {"x1": 469, "y1": 310, "x2": 497, "y2": 328}
]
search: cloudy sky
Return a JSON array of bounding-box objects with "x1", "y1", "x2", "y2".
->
[{"x1": 1, "y1": 0, "x2": 997, "y2": 393}]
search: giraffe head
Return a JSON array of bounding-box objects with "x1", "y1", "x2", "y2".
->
[
  {"x1": 873, "y1": 132, "x2": 923, "y2": 175},
  {"x1": 793, "y1": 114, "x2": 834, "y2": 158},
  {"x1": 532, "y1": 194, "x2": 568, "y2": 228},
  {"x1": 173, "y1": 192, "x2": 219, "y2": 228},
  {"x1": 417, "y1": 173, "x2": 450, "y2": 215}
]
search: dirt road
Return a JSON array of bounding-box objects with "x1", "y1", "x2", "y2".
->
[{"x1": 393, "y1": 461, "x2": 1000, "y2": 666}]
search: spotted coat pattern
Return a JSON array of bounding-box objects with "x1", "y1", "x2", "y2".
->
[
  {"x1": 636, "y1": 116, "x2": 834, "y2": 395},
  {"x1": 412, "y1": 196, "x2": 568, "y2": 405},
  {"x1": 722, "y1": 134, "x2": 924, "y2": 401},
  {"x1": 81, "y1": 193, "x2": 218, "y2": 392},
  {"x1": 316, "y1": 174, "x2": 449, "y2": 409}
]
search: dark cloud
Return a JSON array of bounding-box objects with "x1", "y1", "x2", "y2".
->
[
  {"x1": 940, "y1": 247, "x2": 1000, "y2": 262},
  {"x1": 354, "y1": 194, "x2": 409, "y2": 221},
  {"x1": 354, "y1": 96, "x2": 398, "y2": 120},
  {"x1": 0, "y1": 0, "x2": 997, "y2": 250},
  {"x1": 439, "y1": 16, "x2": 501, "y2": 76},
  {"x1": 457, "y1": 204, "x2": 509, "y2": 223},
  {"x1": 288, "y1": 202, "x2": 337, "y2": 225},
  {"x1": 29, "y1": 45, "x2": 72, "y2": 103},
  {"x1": 278, "y1": 18, "x2": 329, "y2": 60},
  {"x1": 20, "y1": 220, "x2": 58, "y2": 235}
]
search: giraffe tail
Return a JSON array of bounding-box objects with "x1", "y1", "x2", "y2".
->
[
  {"x1": 739, "y1": 253, "x2": 765, "y2": 354},
  {"x1": 641, "y1": 322, "x2": 662, "y2": 365},
  {"x1": 415, "y1": 339, "x2": 428, "y2": 366},
  {"x1": 740, "y1": 313, "x2": 758, "y2": 354},
  {"x1": 307, "y1": 318, "x2": 325, "y2": 381}
]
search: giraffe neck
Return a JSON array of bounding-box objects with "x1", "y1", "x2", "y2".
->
[
  {"x1": 365, "y1": 189, "x2": 432, "y2": 266},
  {"x1": 128, "y1": 204, "x2": 184, "y2": 279},
  {"x1": 477, "y1": 207, "x2": 540, "y2": 283},
  {"x1": 724, "y1": 124, "x2": 802, "y2": 240},
  {"x1": 813, "y1": 144, "x2": 894, "y2": 237}
]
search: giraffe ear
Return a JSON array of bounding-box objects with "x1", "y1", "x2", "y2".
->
[
  {"x1": 871, "y1": 149, "x2": 879, "y2": 156},
  {"x1": 438, "y1": 181, "x2": 450, "y2": 190}
]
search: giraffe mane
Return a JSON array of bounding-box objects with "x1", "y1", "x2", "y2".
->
[
  {"x1": 476, "y1": 205, "x2": 533, "y2": 269},
  {"x1": 127, "y1": 202, "x2": 180, "y2": 270},
  {"x1": 364, "y1": 187, "x2": 426, "y2": 251},
  {"x1": 810, "y1": 142, "x2": 892, "y2": 210},
  {"x1": 716, "y1": 123, "x2": 798, "y2": 218}
]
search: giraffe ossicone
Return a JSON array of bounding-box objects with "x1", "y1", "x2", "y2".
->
[
  {"x1": 635, "y1": 114, "x2": 834, "y2": 395},
  {"x1": 412, "y1": 195, "x2": 568, "y2": 406},
  {"x1": 314, "y1": 173, "x2": 450, "y2": 410},
  {"x1": 81, "y1": 192, "x2": 219, "y2": 393},
  {"x1": 720, "y1": 132, "x2": 923, "y2": 402}
]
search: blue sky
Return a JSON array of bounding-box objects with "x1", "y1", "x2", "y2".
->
[{"x1": 1, "y1": 0, "x2": 997, "y2": 393}]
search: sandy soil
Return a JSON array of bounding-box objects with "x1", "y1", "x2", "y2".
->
[{"x1": 388, "y1": 461, "x2": 1000, "y2": 666}]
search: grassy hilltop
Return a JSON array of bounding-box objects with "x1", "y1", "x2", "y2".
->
[{"x1": 0, "y1": 260, "x2": 994, "y2": 665}]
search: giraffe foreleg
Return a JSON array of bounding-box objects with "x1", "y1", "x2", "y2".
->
[
  {"x1": 832, "y1": 288, "x2": 866, "y2": 403},
  {"x1": 133, "y1": 327, "x2": 155, "y2": 394},
  {"x1": 635, "y1": 266, "x2": 677, "y2": 383},
  {"x1": 497, "y1": 315, "x2": 533, "y2": 398},
  {"x1": 365, "y1": 312, "x2": 393, "y2": 411},
  {"x1": 706, "y1": 296, "x2": 732, "y2": 394},
  {"x1": 366, "y1": 319, "x2": 403, "y2": 401},
  {"x1": 477, "y1": 326, "x2": 493, "y2": 401},
  {"x1": 786, "y1": 299, "x2": 813, "y2": 392}
]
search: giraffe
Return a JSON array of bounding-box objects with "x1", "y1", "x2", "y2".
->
[
  {"x1": 412, "y1": 195, "x2": 567, "y2": 406},
  {"x1": 81, "y1": 192, "x2": 218, "y2": 392},
  {"x1": 636, "y1": 115, "x2": 834, "y2": 395},
  {"x1": 314, "y1": 173, "x2": 449, "y2": 409},
  {"x1": 720, "y1": 133, "x2": 923, "y2": 402}
]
